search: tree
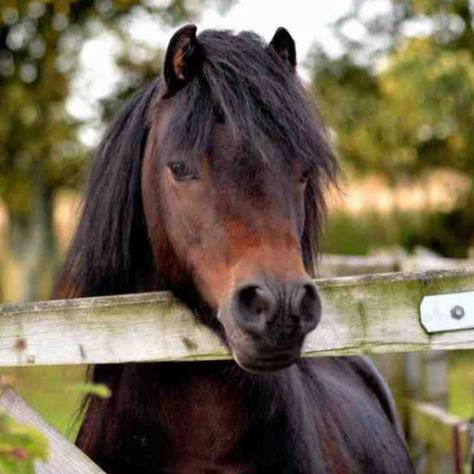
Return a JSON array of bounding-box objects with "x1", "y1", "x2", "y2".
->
[
  {"x1": 0, "y1": 0, "x2": 232, "y2": 301},
  {"x1": 310, "y1": 0, "x2": 474, "y2": 255}
]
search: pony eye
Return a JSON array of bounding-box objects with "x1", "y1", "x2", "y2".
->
[
  {"x1": 168, "y1": 161, "x2": 193, "y2": 181},
  {"x1": 299, "y1": 170, "x2": 310, "y2": 185},
  {"x1": 215, "y1": 109, "x2": 226, "y2": 124}
]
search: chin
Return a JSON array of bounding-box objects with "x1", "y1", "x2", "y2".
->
[{"x1": 231, "y1": 347, "x2": 301, "y2": 374}]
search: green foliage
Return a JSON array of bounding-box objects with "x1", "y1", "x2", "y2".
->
[
  {"x1": 0, "y1": 0, "x2": 235, "y2": 300},
  {"x1": 0, "y1": 2, "x2": 84, "y2": 215},
  {"x1": 0, "y1": 0, "x2": 235, "y2": 203},
  {"x1": 0, "y1": 0, "x2": 208, "y2": 214},
  {"x1": 324, "y1": 209, "x2": 473, "y2": 258},
  {"x1": 311, "y1": 54, "x2": 393, "y2": 176},
  {"x1": 381, "y1": 38, "x2": 474, "y2": 175},
  {"x1": 448, "y1": 350, "x2": 474, "y2": 418},
  {"x1": 312, "y1": 36, "x2": 474, "y2": 180},
  {"x1": 0, "y1": 375, "x2": 110, "y2": 473},
  {"x1": 69, "y1": 382, "x2": 111, "y2": 399},
  {"x1": 0, "y1": 366, "x2": 86, "y2": 440},
  {"x1": 312, "y1": 0, "x2": 474, "y2": 254},
  {"x1": 312, "y1": 0, "x2": 474, "y2": 179},
  {"x1": 0, "y1": 411, "x2": 48, "y2": 474}
]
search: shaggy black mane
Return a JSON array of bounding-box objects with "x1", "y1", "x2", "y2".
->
[
  {"x1": 55, "y1": 29, "x2": 337, "y2": 299},
  {"x1": 163, "y1": 30, "x2": 335, "y2": 170}
]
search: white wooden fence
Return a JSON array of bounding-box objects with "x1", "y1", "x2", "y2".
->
[
  {"x1": 1, "y1": 268, "x2": 474, "y2": 367},
  {"x1": 1, "y1": 261, "x2": 474, "y2": 472}
]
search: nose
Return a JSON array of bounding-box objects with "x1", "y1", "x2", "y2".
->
[{"x1": 231, "y1": 279, "x2": 321, "y2": 343}]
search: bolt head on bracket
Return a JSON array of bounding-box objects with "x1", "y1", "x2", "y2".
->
[{"x1": 421, "y1": 291, "x2": 474, "y2": 333}]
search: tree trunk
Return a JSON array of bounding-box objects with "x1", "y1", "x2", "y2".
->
[{"x1": 2, "y1": 179, "x2": 58, "y2": 303}]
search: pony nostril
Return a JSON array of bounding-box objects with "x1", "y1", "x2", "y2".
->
[
  {"x1": 295, "y1": 282, "x2": 321, "y2": 327},
  {"x1": 233, "y1": 284, "x2": 275, "y2": 335},
  {"x1": 237, "y1": 285, "x2": 273, "y2": 317},
  {"x1": 231, "y1": 281, "x2": 320, "y2": 339},
  {"x1": 301, "y1": 283, "x2": 316, "y2": 307},
  {"x1": 304, "y1": 283, "x2": 317, "y2": 300}
]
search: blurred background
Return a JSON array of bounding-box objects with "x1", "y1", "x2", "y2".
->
[{"x1": 1, "y1": 0, "x2": 474, "y2": 472}]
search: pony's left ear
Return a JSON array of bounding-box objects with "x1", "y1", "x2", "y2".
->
[
  {"x1": 162, "y1": 24, "x2": 202, "y2": 98},
  {"x1": 268, "y1": 27, "x2": 296, "y2": 71}
]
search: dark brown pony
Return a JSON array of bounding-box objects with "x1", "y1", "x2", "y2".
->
[{"x1": 56, "y1": 25, "x2": 414, "y2": 473}]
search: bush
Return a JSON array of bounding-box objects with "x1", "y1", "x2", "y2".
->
[{"x1": 323, "y1": 209, "x2": 473, "y2": 257}]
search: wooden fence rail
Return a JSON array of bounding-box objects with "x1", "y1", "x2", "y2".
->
[
  {"x1": 318, "y1": 251, "x2": 474, "y2": 277},
  {"x1": 0, "y1": 266, "x2": 473, "y2": 472},
  {"x1": 0, "y1": 387, "x2": 105, "y2": 473},
  {"x1": 0, "y1": 268, "x2": 473, "y2": 367},
  {"x1": 408, "y1": 401, "x2": 471, "y2": 474}
]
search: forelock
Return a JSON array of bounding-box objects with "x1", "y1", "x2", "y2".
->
[{"x1": 160, "y1": 29, "x2": 337, "y2": 183}]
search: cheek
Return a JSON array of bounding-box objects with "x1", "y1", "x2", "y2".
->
[
  {"x1": 141, "y1": 161, "x2": 179, "y2": 283},
  {"x1": 161, "y1": 173, "x2": 234, "y2": 305},
  {"x1": 162, "y1": 171, "x2": 214, "y2": 245}
]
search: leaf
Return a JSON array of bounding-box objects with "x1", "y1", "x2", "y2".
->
[
  {"x1": 68, "y1": 383, "x2": 111, "y2": 399},
  {"x1": 0, "y1": 411, "x2": 49, "y2": 473}
]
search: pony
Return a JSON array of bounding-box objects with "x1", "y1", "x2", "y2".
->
[{"x1": 56, "y1": 25, "x2": 414, "y2": 473}]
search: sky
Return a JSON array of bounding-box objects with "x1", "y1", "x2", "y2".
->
[
  {"x1": 199, "y1": 0, "x2": 352, "y2": 57},
  {"x1": 68, "y1": 0, "x2": 355, "y2": 145}
]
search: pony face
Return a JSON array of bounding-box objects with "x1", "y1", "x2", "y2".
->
[
  {"x1": 141, "y1": 26, "x2": 337, "y2": 372},
  {"x1": 143, "y1": 118, "x2": 320, "y2": 372}
]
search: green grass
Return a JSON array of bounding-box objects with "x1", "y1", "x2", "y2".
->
[
  {"x1": 0, "y1": 366, "x2": 86, "y2": 440},
  {"x1": 448, "y1": 350, "x2": 474, "y2": 418},
  {"x1": 323, "y1": 209, "x2": 473, "y2": 257},
  {"x1": 0, "y1": 351, "x2": 472, "y2": 443}
]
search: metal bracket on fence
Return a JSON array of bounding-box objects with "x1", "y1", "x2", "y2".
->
[{"x1": 421, "y1": 291, "x2": 474, "y2": 333}]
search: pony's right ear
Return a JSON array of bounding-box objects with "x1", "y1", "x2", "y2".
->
[
  {"x1": 269, "y1": 27, "x2": 296, "y2": 71},
  {"x1": 162, "y1": 24, "x2": 202, "y2": 98}
]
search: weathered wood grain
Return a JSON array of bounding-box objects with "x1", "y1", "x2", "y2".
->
[
  {"x1": 0, "y1": 269, "x2": 473, "y2": 366},
  {"x1": 317, "y1": 253, "x2": 400, "y2": 277},
  {"x1": 408, "y1": 400, "x2": 470, "y2": 473},
  {"x1": 0, "y1": 387, "x2": 104, "y2": 473},
  {"x1": 408, "y1": 401, "x2": 469, "y2": 454},
  {"x1": 317, "y1": 251, "x2": 474, "y2": 277}
]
